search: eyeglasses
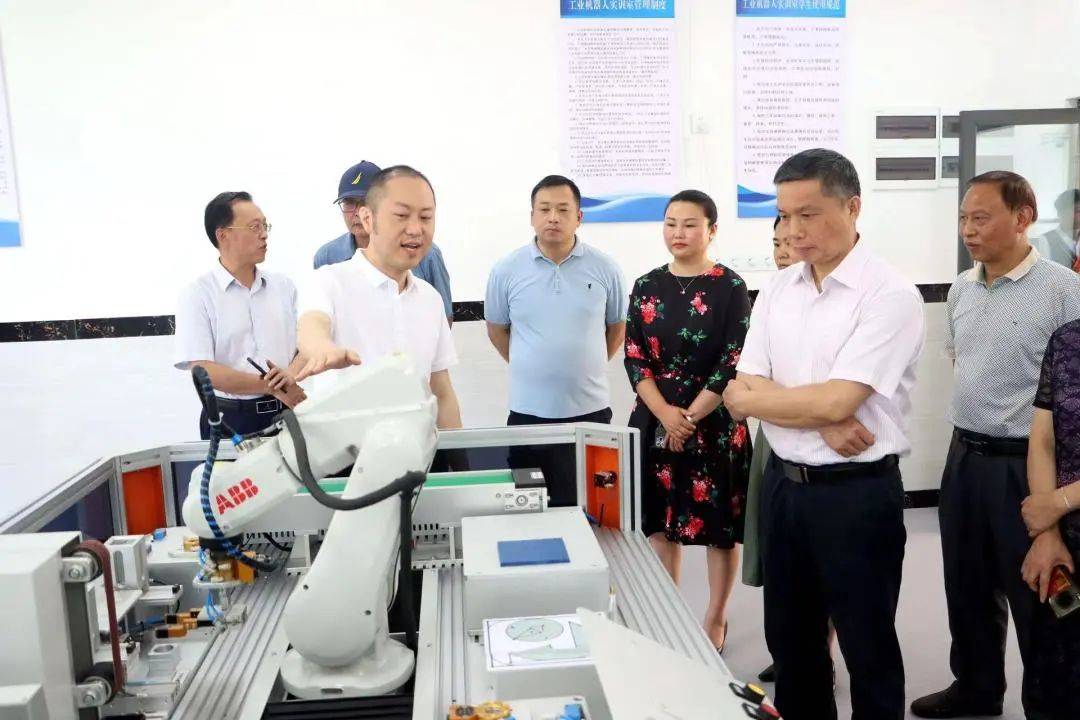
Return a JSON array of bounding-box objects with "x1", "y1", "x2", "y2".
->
[
  {"x1": 338, "y1": 199, "x2": 364, "y2": 213},
  {"x1": 226, "y1": 221, "x2": 272, "y2": 234}
]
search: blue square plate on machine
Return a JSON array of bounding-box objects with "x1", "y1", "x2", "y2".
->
[{"x1": 497, "y1": 537, "x2": 570, "y2": 567}]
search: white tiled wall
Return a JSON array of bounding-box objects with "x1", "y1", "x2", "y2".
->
[
  {"x1": 0, "y1": 305, "x2": 952, "y2": 519},
  {"x1": 900, "y1": 304, "x2": 954, "y2": 493}
]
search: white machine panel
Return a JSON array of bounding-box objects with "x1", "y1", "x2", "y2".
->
[
  {"x1": 462, "y1": 508, "x2": 609, "y2": 632},
  {"x1": 104, "y1": 534, "x2": 150, "y2": 591},
  {"x1": 241, "y1": 470, "x2": 544, "y2": 535},
  {"x1": 0, "y1": 532, "x2": 80, "y2": 720},
  {"x1": 0, "y1": 684, "x2": 48, "y2": 720},
  {"x1": 412, "y1": 472, "x2": 544, "y2": 528},
  {"x1": 580, "y1": 611, "x2": 779, "y2": 719},
  {"x1": 493, "y1": 696, "x2": 593, "y2": 720},
  {"x1": 146, "y1": 527, "x2": 205, "y2": 609},
  {"x1": 482, "y1": 614, "x2": 608, "y2": 719}
]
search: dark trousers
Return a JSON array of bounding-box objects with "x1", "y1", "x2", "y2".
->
[
  {"x1": 506, "y1": 407, "x2": 613, "y2": 507},
  {"x1": 198, "y1": 395, "x2": 282, "y2": 440},
  {"x1": 938, "y1": 431, "x2": 1036, "y2": 712},
  {"x1": 762, "y1": 453, "x2": 907, "y2": 720}
]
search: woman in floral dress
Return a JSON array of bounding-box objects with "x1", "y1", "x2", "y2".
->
[
  {"x1": 624, "y1": 189, "x2": 752, "y2": 652},
  {"x1": 1020, "y1": 317, "x2": 1080, "y2": 719}
]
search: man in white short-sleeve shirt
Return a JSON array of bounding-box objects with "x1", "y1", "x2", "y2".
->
[
  {"x1": 174, "y1": 191, "x2": 307, "y2": 439},
  {"x1": 296, "y1": 166, "x2": 462, "y2": 429},
  {"x1": 723, "y1": 149, "x2": 924, "y2": 720}
]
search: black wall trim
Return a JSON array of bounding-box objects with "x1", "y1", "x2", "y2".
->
[
  {"x1": 919, "y1": 283, "x2": 950, "y2": 303},
  {"x1": 453, "y1": 300, "x2": 484, "y2": 323},
  {"x1": 0, "y1": 316, "x2": 176, "y2": 343},
  {"x1": 0, "y1": 284, "x2": 952, "y2": 343},
  {"x1": 904, "y1": 489, "x2": 940, "y2": 509}
]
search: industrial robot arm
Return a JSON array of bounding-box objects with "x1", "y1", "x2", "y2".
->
[{"x1": 180, "y1": 354, "x2": 439, "y2": 697}]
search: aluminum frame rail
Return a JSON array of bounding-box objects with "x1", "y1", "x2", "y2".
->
[
  {"x1": 171, "y1": 560, "x2": 297, "y2": 719},
  {"x1": 595, "y1": 527, "x2": 729, "y2": 671},
  {"x1": 411, "y1": 528, "x2": 730, "y2": 720}
]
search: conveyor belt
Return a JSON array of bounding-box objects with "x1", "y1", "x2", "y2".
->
[{"x1": 172, "y1": 562, "x2": 297, "y2": 719}]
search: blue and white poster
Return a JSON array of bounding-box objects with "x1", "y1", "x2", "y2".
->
[
  {"x1": 559, "y1": 1, "x2": 680, "y2": 223},
  {"x1": 0, "y1": 41, "x2": 19, "y2": 247},
  {"x1": 735, "y1": 0, "x2": 847, "y2": 218}
]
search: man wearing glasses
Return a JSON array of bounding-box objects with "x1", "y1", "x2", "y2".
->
[
  {"x1": 174, "y1": 191, "x2": 307, "y2": 439},
  {"x1": 313, "y1": 161, "x2": 454, "y2": 324}
]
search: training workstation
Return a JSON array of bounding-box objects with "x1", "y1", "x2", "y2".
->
[
  {"x1": 3, "y1": 357, "x2": 722, "y2": 719},
  {"x1": 2, "y1": 0, "x2": 1080, "y2": 719}
]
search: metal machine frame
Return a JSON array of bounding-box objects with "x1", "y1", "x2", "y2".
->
[
  {"x1": 1, "y1": 423, "x2": 734, "y2": 720},
  {"x1": 2, "y1": 424, "x2": 639, "y2": 535}
]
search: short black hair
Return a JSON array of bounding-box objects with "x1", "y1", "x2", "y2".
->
[
  {"x1": 773, "y1": 148, "x2": 861, "y2": 201},
  {"x1": 773, "y1": 215, "x2": 781, "y2": 230},
  {"x1": 365, "y1": 165, "x2": 436, "y2": 211},
  {"x1": 968, "y1": 171, "x2": 1038, "y2": 222},
  {"x1": 204, "y1": 191, "x2": 252, "y2": 248},
  {"x1": 665, "y1": 189, "x2": 718, "y2": 226},
  {"x1": 531, "y1": 175, "x2": 581, "y2": 208}
]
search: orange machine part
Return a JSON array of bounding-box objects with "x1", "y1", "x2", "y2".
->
[
  {"x1": 121, "y1": 466, "x2": 167, "y2": 535},
  {"x1": 585, "y1": 444, "x2": 621, "y2": 530}
]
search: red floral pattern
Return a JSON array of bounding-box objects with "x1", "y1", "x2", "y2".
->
[
  {"x1": 679, "y1": 515, "x2": 705, "y2": 540},
  {"x1": 640, "y1": 296, "x2": 661, "y2": 324},
  {"x1": 658, "y1": 465, "x2": 673, "y2": 491},
  {"x1": 691, "y1": 475, "x2": 712, "y2": 503},
  {"x1": 690, "y1": 291, "x2": 709, "y2": 315},
  {"x1": 625, "y1": 262, "x2": 752, "y2": 548}
]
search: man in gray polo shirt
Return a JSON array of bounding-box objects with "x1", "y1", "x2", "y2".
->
[
  {"x1": 912, "y1": 172, "x2": 1080, "y2": 719},
  {"x1": 485, "y1": 175, "x2": 627, "y2": 506}
]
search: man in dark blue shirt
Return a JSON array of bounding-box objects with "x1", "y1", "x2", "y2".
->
[{"x1": 313, "y1": 160, "x2": 453, "y2": 322}]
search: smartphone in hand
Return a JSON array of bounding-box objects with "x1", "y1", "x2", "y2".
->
[{"x1": 250, "y1": 357, "x2": 307, "y2": 408}]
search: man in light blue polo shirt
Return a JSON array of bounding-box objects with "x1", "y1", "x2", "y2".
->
[
  {"x1": 313, "y1": 160, "x2": 454, "y2": 323},
  {"x1": 485, "y1": 174, "x2": 627, "y2": 505}
]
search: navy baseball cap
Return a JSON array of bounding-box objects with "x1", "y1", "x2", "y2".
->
[{"x1": 335, "y1": 160, "x2": 382, "y2": 203}]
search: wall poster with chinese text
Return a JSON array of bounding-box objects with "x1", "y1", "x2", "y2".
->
[
  {"x1": 560, "y1": 0, "x2": 680, "y2": 222},
  {"x1": 735, "y1": 0, "x2": 846, "y2": 218}
]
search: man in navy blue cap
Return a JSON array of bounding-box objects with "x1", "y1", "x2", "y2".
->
[{"x1": 313, "y1": 160, "x2": 453, "y2": 323}]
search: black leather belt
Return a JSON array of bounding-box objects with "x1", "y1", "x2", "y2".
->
[
  {"x1": 215, "y1": 395, "x2": 281, "y2": 415},
  {"x1": 778, "y1": 454, "x2": 899, "y2": 484},
  {"x1": 955, "y1": 429, "x2": 1028, "y2": 457}
]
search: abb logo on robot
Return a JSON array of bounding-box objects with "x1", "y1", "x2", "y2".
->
[{"x1": 216, "y1": 478, "x2": 260, "y2": 515}]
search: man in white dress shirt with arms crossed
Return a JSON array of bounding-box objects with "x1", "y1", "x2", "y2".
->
[{"x1": 723, "y1": 149, "x2": 925, "y2": 720}]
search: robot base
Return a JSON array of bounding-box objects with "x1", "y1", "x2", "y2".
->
[{"x1": 279, "y1": 638, "x2": 415, "y2": 699}]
